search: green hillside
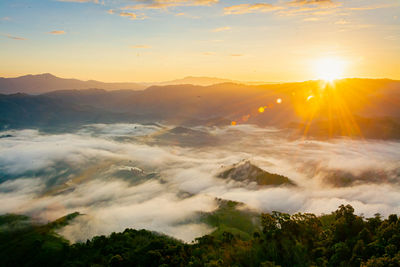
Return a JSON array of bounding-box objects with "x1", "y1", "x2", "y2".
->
[{"x1": 1, "y1": 204, "x2": 400, "y2": 266}]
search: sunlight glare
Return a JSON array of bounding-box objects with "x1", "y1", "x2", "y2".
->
[{"x1": 314, "y1": 57, "x2": 346, "y2": 82}]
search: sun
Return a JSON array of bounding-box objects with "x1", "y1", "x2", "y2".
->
[{"x1": 313, "y1": 57, "x2": 346, "y2": 82}]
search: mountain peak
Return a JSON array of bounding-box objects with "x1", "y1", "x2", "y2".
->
[
  {"x1": 39, "y1": 73, "x2": 56, "y2": 77},
  {"x1": 36, "y1": 73, "x2": 57, "y2": 79},
  {"x1": 0, "y1": 73, "x2": 145, "y2": 94},
  {"x1": 19, "y1": 73, "x2": 57, "y2": 79},
  {"x1": 218, "y1": 160, "x2": 295, "y2": 186}
]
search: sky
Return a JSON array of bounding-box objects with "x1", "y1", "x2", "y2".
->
[{"x1": 0, "y1": 0, "x2": 399, "y2": 82}]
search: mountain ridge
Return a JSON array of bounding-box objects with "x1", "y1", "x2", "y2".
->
[
  {"x1": 0, "y1": 78, "x2": 399, "y2": 139},
  {"x1": 0, "y1": 73, "x2": 146, "y2": 94},
  {"x1": 0, "y1": 73, "x2": 269, "y2": 94}
]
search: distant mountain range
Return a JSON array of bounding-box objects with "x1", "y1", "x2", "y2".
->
[
  {"x1": 0, "y1": 76, "x2": 399, "y2": 139},
  {"x1": 0, "y1": 73, "x2": 247, "y2": 94},
  {"x1": 0, "y1": 73, "x2": 146, "y2": 94},
  {"x1": 153, "y1": 76, "x2": 239, "y2": 87}
]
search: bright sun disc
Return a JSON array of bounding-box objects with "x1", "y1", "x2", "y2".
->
[{"x1": 314, "y1": 57, "x2": 345, "y2": 82}]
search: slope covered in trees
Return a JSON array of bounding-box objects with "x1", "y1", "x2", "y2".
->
[{"x1": 1, "y1": 204, "x2": 400, "y2": 266}]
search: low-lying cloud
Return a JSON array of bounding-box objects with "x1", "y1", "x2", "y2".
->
[{"x1": 0, "y1": 123, "x2": 399, "y2": 242}]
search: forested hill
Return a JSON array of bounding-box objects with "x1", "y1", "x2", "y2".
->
[{"x1": 1, "y1": 204, "x2": 400, "y2": 266}]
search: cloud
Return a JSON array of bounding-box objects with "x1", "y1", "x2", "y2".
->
[
  {"x1": 212, "y1": 26, "x2": 231, "y2": 32},
  {"x1": 122, "y1": 0, "x2": 218, "y2": 11},
  {"x1": 4, "y1": 34, "x2": 27, "y2": 40},
  {"x1": 107, "y1": 9, "x2": 115, "y2": 14},
  {"x1": 224, "y1": 0, "x2": 340, "y2": 16},
  {"x1": 57, "y1": 181, "x2": 217, "y2": 242},
  {"x1": 119, "y1": 12, "x2": 145, "y2": 20},
  {"x1": 193, "y1": 0, "x2": 218, "y2": 6},
  {"x1": 284, "y1": 1, "x2": 341, "y2": 17},
  {"x1": 230, "y1": 54, "x2": 243, "y2": 57},
  {"x1": 290, "y1": 0, "x2": 335, "y2": 6},
  {"x1": 175, "y1": 12, "x2": 200, "y2": 18},
  {"x1": 274, "y1": 1, "x2": 397, "y2": 18},
  {"x1": 49, "y1": 30, "x2": 66, "y2": 35},
  {"x1": 122, "y1": 3, "x2": 171, "y2": 10},
  {"x1": 1, "y1": 124, "x2": 399, "y2": 243},
  {"x1": 1, "y1": 17, "x2": 10, "y2": 21},
  {"x1": 276, "y1": 2, "x2": 341, "y2": 16},
  {"x1": 224, "y1": 3, "x2": 282, "y2": 15},
  {"x1": 275, "y1": 1, "x2": 398, "y2": 19},
  {"x1": 303, "y1": 17, "x2": 320, "y2": 21}
]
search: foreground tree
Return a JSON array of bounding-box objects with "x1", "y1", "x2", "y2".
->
[{"x1": 1, "y1": 205, "x2": 400, "y2": 266}]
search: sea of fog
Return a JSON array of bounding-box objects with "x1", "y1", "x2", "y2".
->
[{"x1": 0, "y1": 123, "x2": 399, "y2": 242}]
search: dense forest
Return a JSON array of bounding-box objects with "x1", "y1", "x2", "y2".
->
[{"x1": 1, "y1": 202, "x2": 400, "y2": 266}]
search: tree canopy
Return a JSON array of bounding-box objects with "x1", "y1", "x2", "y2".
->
[{"x1": 1, "y1": 204, "x2": 400, "y2": 266}]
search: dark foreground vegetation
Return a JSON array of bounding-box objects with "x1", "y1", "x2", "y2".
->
[{"x1": 1, "y1": 204, "x2": 400, "y2": 266}]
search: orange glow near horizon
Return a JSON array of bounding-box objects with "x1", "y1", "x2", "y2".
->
[
  {"x1": 313, "y1": 57, "x2": 347, "y2": 82},
  {"x1": 229, "y1": 79, "x2": 375, "y2": 137},
  {"x1": 291, "y1": 80, "x2": 365, "y2": 139}
]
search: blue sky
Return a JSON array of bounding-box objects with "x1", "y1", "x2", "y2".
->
[{"x1": 1, "y1": 0, "x2": 399, "y2": 82}]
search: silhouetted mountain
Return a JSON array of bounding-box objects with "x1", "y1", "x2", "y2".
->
[
  {"x1": 0, "y1": 74, "x2": 259, "y2": 94},
  {"x1": 0, "y1": 93, "x2": 151, "y2": 130},
  {"x1": 154, "y1": 76, "x2": 238, "y2": 86},
  {"x1": 0, "y1": 73, "x2": 146, "y2": 94},
  {"x1": 0, "y1": 78, "x2": 399, "y2": 139}
]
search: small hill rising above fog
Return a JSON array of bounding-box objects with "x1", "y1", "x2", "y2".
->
[{"x1": 218, "y1": 160, "x2": 295, "y2": 186}]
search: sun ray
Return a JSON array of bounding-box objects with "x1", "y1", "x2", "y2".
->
[{"x1": 313, "y1": 57, "x2": 346, "y2": 82}]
